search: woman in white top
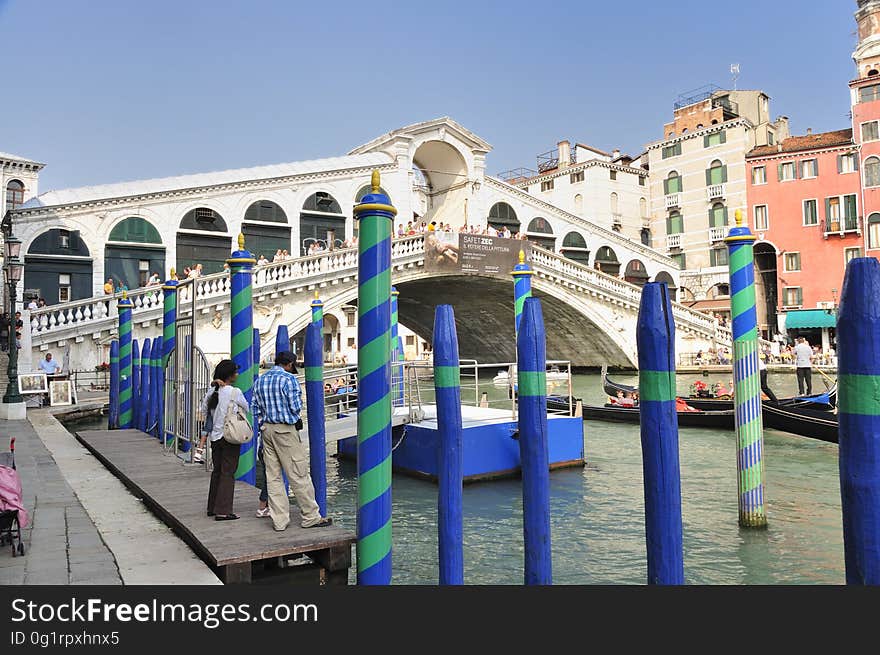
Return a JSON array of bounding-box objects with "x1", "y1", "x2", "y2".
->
[{"x1": 199, "y1": 359, "x2": 249, "y2": 520}]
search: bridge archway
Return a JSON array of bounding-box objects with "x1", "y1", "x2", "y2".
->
[
  {"x1": 560, "y1": 231, "x2": 589, "y2": 264},
  {"x1": 105, "y1": 217, "x2": 165, "y2": 291},
  {"x1": 243, "y1": 200, "x2": 291, "y2": 261},
  {"x1": 487, "y1": 202, "x2": 520, "y2": 233},
  {"x1": 594, "y1": 246, "x2": 620, "y2": 276},
  {"x1": 526, "y1": 217, "x2": 556, "y2": 250},
  {"x1": 624, "y1": 259, "x2": 648, "y2": 286},
  {"x1": 25, "y1": 229, "x2": 93, "y2": 304},
  {"x1": 177, "y1": 207, "x2": 231, "y2": 275},
  {"x1": 300, "y1": 192, "x2": 345, "y2": 255},
  {"x1": 412, "y1": 140, "x2": 468, "y2": 228},
  {"x1": 654, "y1": 270, "x2": 676, "y2": 301}
]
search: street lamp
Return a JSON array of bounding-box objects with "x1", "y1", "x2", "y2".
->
[{"x1": 3, "y1": 233, "x2": 24, "y2": 405}]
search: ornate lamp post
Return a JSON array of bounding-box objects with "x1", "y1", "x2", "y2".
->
[{"x1": 2, "y1": 227, "x2": 24, "y2": 409}]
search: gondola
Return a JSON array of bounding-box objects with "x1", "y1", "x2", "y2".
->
[
  {"x1": 581, "y1": 403, "x2": 735, "y2": 429},
  {"x1": 601, "y1": 365, "x2": 837, "y2": 412},
  {"x1": 762, "y1": 403, "x2": 838, "y2": 444}
]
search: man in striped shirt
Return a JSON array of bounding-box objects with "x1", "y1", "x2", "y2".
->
[{"x1": 253, "y1": 351, "x2": 331, "y2": 531}]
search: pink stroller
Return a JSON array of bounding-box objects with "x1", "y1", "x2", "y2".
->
[{"x1": 0, "y1": 438, "x2": 27, "y2": 556}]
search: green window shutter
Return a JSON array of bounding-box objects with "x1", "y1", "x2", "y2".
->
[
  {"x1": 825, "y1": 198, "x2": 832, "y2": 221},
  {"x1": 703, "y1": 135, "x2": 710, "y2": 148},
  {"x1": 720, "y1": 130, "x2": 727, "y2": 144},
  {"x1": 778, "y1": 163, "x2": 784, "y2": 181},
  {"x1": 721, "y1": 165, "x2": 728, "y2": 183},
  {"x1": 663, "y1": 178, "x2": 669, "y2": 195},
  {"x1": 705, "y1": 168, "x2": 712, "y2": 186},
  {"x1": 708, "y1": 207, "x2": 714, "y2": 227},
  {"x1": 837, "y1": 155, "x2": 843, "y2": 174},
  {"x1": 676, "y1": 175, "x2": 682, "y2": 193},
  {"x1": 814, "y1": 159, "x2": 818, "y2": 176},
  {"x1": 855, "y1": 156, "x2": 860, "y2": 172},
  {"x1": 676, "y1": 142, "x2": 682, "y2": 156},
  {"x1": 846, "y1": 194, "x2": 857, "y2": 220},
  {"x1": 794, "y1": 161, "x2": 800, "y2": 179},
  {"x1": 723, "y1": 207, "x2": 729, "y2": 225}
]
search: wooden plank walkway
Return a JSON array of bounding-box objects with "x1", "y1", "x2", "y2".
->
[{"x1": 76, "y1": 429, "x2": 355, "y2": 584}]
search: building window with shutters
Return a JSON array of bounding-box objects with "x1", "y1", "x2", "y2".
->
[
  {"x1": 405, "y1": 335, "x2": 415, "y2": 346},
  {"x1": 670, "y1": 253, "x2": 686, "y2": 269},
  {"x1": 752, "y1": 166, "x2": 766, "y2": 185},
  {"x1": 839, "y1": 153, "x2": 858, "y2": 174},
  {"x1": 861, "y1": 84, "x2": 880, "y2": 103},
  {"x1": 783, "y1": 287, "x2": 803, "y2": 308},
  {"x1": 664, "y1": 171, "x2": 683, "y2": 195},
  {"x1": 784, "y1": 252, "x2": 801, "y2": 272},
  {"x1": 778, "y1": 162, "x2": 795, "y2": 181},
  {"x1": 639, "y1": 176, "x2": 646, "y2": 186},
  {"x1": 540, "y1": 180, "x2": 554, "y2": 192},
  {"x1": 755, "y1": 205, "x2": 769, "y2": 231},
  {"x1": 862, "y1": 120, "x2": 880, "y2": 142},
  {"x1": 868, "y1": 214, "x2": 880, "y2": 249},
  {"x1": 865, "y1": 156, "x2": 880, "y2": 187},
  {"x1": 706, "y1": 160, "x2": 727, "y2": 187},
  {"x1": 710, "y1": 247, "x2": 728, "y2": 267},
  {"x1": 845, "y1": 247, "x2": 862, "y2": 264},
  {"x1": 5, "y1": 180, "x2": 25, "y2": 212},
  {"x1": 609, "y1": 169, "x2": 617, "y2": 180},
  {"x1": 800, "y1": 159, "x2": 818, "y2": 179},
  {"x1": 570, "y1": 171, "x2": 584, "y2": 184},
  {"x1": 667, "y1": 211, "x2": 683, "y2": 235},
  {"x1": 58, "y1": 274, "x2": 71, "y2": 303},
  {"x1": 661, "y1": 142, "x2": 681, "y2": 159},
  {"x1": 709, "y1": 202, "x2": 727, "y2": 227},
  {"x1": 768, "y1": 131, "x2": 775, "y2": 146},
  {"x1": 803, "y1": 199, "x2": 818, "y2": 226},
  {"x1": 704, "y1": 131, "x2": 726, "y2": 148}
]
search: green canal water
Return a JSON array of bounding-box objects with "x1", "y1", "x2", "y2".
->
[{"x1": 68, "y1": 370, "x2": 844, "y2": 584}]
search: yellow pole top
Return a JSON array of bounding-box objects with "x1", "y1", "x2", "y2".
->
[
  {"x1": 314, "y1": 290, "x2": 319, "y2": 300},
  {"x1": 519, "y1": 249, "x2": 525, "y2": 264},
  {"x1": 122, "y1": 290, "x2": 128, "y2": 300},
  {"x1": 238, "y1": 233, "x2": 246, "y2": 250},
  {"x1": 735, "y1": 209, "x2": 744, "y2": 227},
  {"x1": 169, "y1": 267, "x2": 176, "y2": 279},
  {"x1": 371, "y1": 169, "x2": 381, "y2": 193}
]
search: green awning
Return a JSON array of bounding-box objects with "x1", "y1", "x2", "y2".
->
[{"x1": 785, "y1": 309, "x2": 836, "y2": 329}]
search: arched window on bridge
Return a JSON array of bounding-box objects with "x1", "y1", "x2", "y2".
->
[
  {"x1": 594, "y1": 246, "x2": 619, "y2": 276},
  {"x1": 654, "y1": 270, "x2": 677, "y2": 301},
  {"x1": 5, "y1": 179, "x2": 25, "y2": 212},
  {"x1": 177, "y1": 207, "x2": 231, "y2": 275},
  {"x1": 560, "y1": 231, "x2": 589, "y2": 265},
  {"x1": 356, "y1": 184, "x2": 392, "y2": 204},
  {"x1": 25, "y1": 229, "x2": 92, "y2": 305},
  {"x1": 525, "y1": 216, "x2": 556, "y2": 251},
  {"x1": 106, "y1": 217, "x2": 165, "y2": 291},
  {"x1": 624, "y1": 259, "x2": 649, "y2": 287},
  {"x1": 488, "y1": 202, "x2": 520, "y2": 233},
  {"x1": 243, "y1": 200, "x2": 291, "y2": 261},
  {"x1": 300, "y1": 192, "x2": 345, "y2": 255}
]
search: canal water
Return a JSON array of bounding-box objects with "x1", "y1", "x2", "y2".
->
[{"x1": 68, "y1": 370, "x2": 844, "y2": 584}]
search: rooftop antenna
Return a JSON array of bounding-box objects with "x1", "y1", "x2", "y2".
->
[{"x1": 730, "y1": 63, "x2": 741, "y2": 90}]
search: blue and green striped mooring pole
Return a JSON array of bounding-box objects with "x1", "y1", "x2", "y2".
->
[
  {"x1": 139, "y1": 338, "x2": 152, "y2": 433},
  {"x1": 433, "y1": 304, "x2": 464, "y2": 585},
  {"x1": 117, "y1": 292, "x2": 134, "y2": 429},
  {"x1": 228, "y1": 234, "x2": 257, "y2": 485},
  {"x1": 517, "y1": 297, "x2": 552, "y2": 585},
  {"x1": 311, "y1": 291, "x2": 324, "y2": 327},
  {"x1": 636, "y1": 282, "x2": 684, "y2": 584},
  {"x1": 837, "y1": 256, "x2": 880, "y2": 584},
  {"x1": 305, "y1": 321, "x2": 327, "y2": 516},
  {"x1": 725, "y1": 209, "x2": 767, "y2": 528},
  {"x1": 161, "y1": 271, "x2": 178, "y2": 443},
  {"x1": 109, "y1": 340, "x2": 119, "y2": 430},
  {"x1": 354, "y1": 170, "x2": 396, "y2": 585},
  {"x1": 511, "y1": 250, "x2": 533, "y2": 334},
  {"x1": 151, "y1": 335, "x2": 163, "y2": 438}
]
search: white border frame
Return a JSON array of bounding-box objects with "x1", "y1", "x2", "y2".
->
[
  {"x1": 754, "y1": 204, "x2": 769, "y2": 231},
  {"x1": 49, "y1": 380, "x2": 73, "y2": 407},
  {"x1": 18, "y1": 373, "x2": 48, "y2": 394},
  {"x1": 802, "y1": 198, "x2": 819, "y2": 227},
  {"x1": 751, "y1": 165, "x2": 767, "y2": 186},
  {"x1": 782, "y1": 285, "x2": 803, "y2": 309},
  {"x1": 783, "y1": 251, "x2": 801, "y2": 272}
]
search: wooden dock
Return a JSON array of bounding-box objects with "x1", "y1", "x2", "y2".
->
[{"x1": 76, "y1": 429, "x2": 355, "y2": 584}]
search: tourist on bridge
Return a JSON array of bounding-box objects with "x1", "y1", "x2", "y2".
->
[
  {"x1": 199, "y1": 360, "x2": 249, "y2": 521},
  {"x1": 104, "y1": 278, "x2": 114, "y2": 295},
  {"x1": 253, "y1": 351, "x2": 331, "y2": 531},
  {"x1": 39, "y1": 352, "x2": 61, "y2": 375},
  {"x1": 794, "y1": 337, "x2": 813, "y2": 396}
]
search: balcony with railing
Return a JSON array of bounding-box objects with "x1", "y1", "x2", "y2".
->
[
  {"x1": 709, "y1": 226, "x2": 726, "y2": 243},
  {"x1": 706, "y1": 183, "x2": 725, "y2": 201},
  {"x1": 665, "y1": 193, "x2": 680, "y2": 209},
  {"x1": 822, "y1": 216, "x2": 861, "y2": 238},
  {"x1": 667, "y1": 233, "x2": 682, "y2": 250}
]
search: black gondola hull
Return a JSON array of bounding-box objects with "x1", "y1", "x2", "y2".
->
[{"x1": 581, "y1": 404, "x2": 735, "y2": 429}]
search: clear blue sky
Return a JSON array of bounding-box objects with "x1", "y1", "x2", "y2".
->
[{"x1": 0, "y1": 0, "x2": 859, "y2": 192}]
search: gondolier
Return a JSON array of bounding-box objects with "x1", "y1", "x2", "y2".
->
[
  {"x1": 794, "y1": 337, "x2": 813, "y2": 396},
  {"x1": 758, "y1": 357, "x2": 778, "y2": 403}
]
